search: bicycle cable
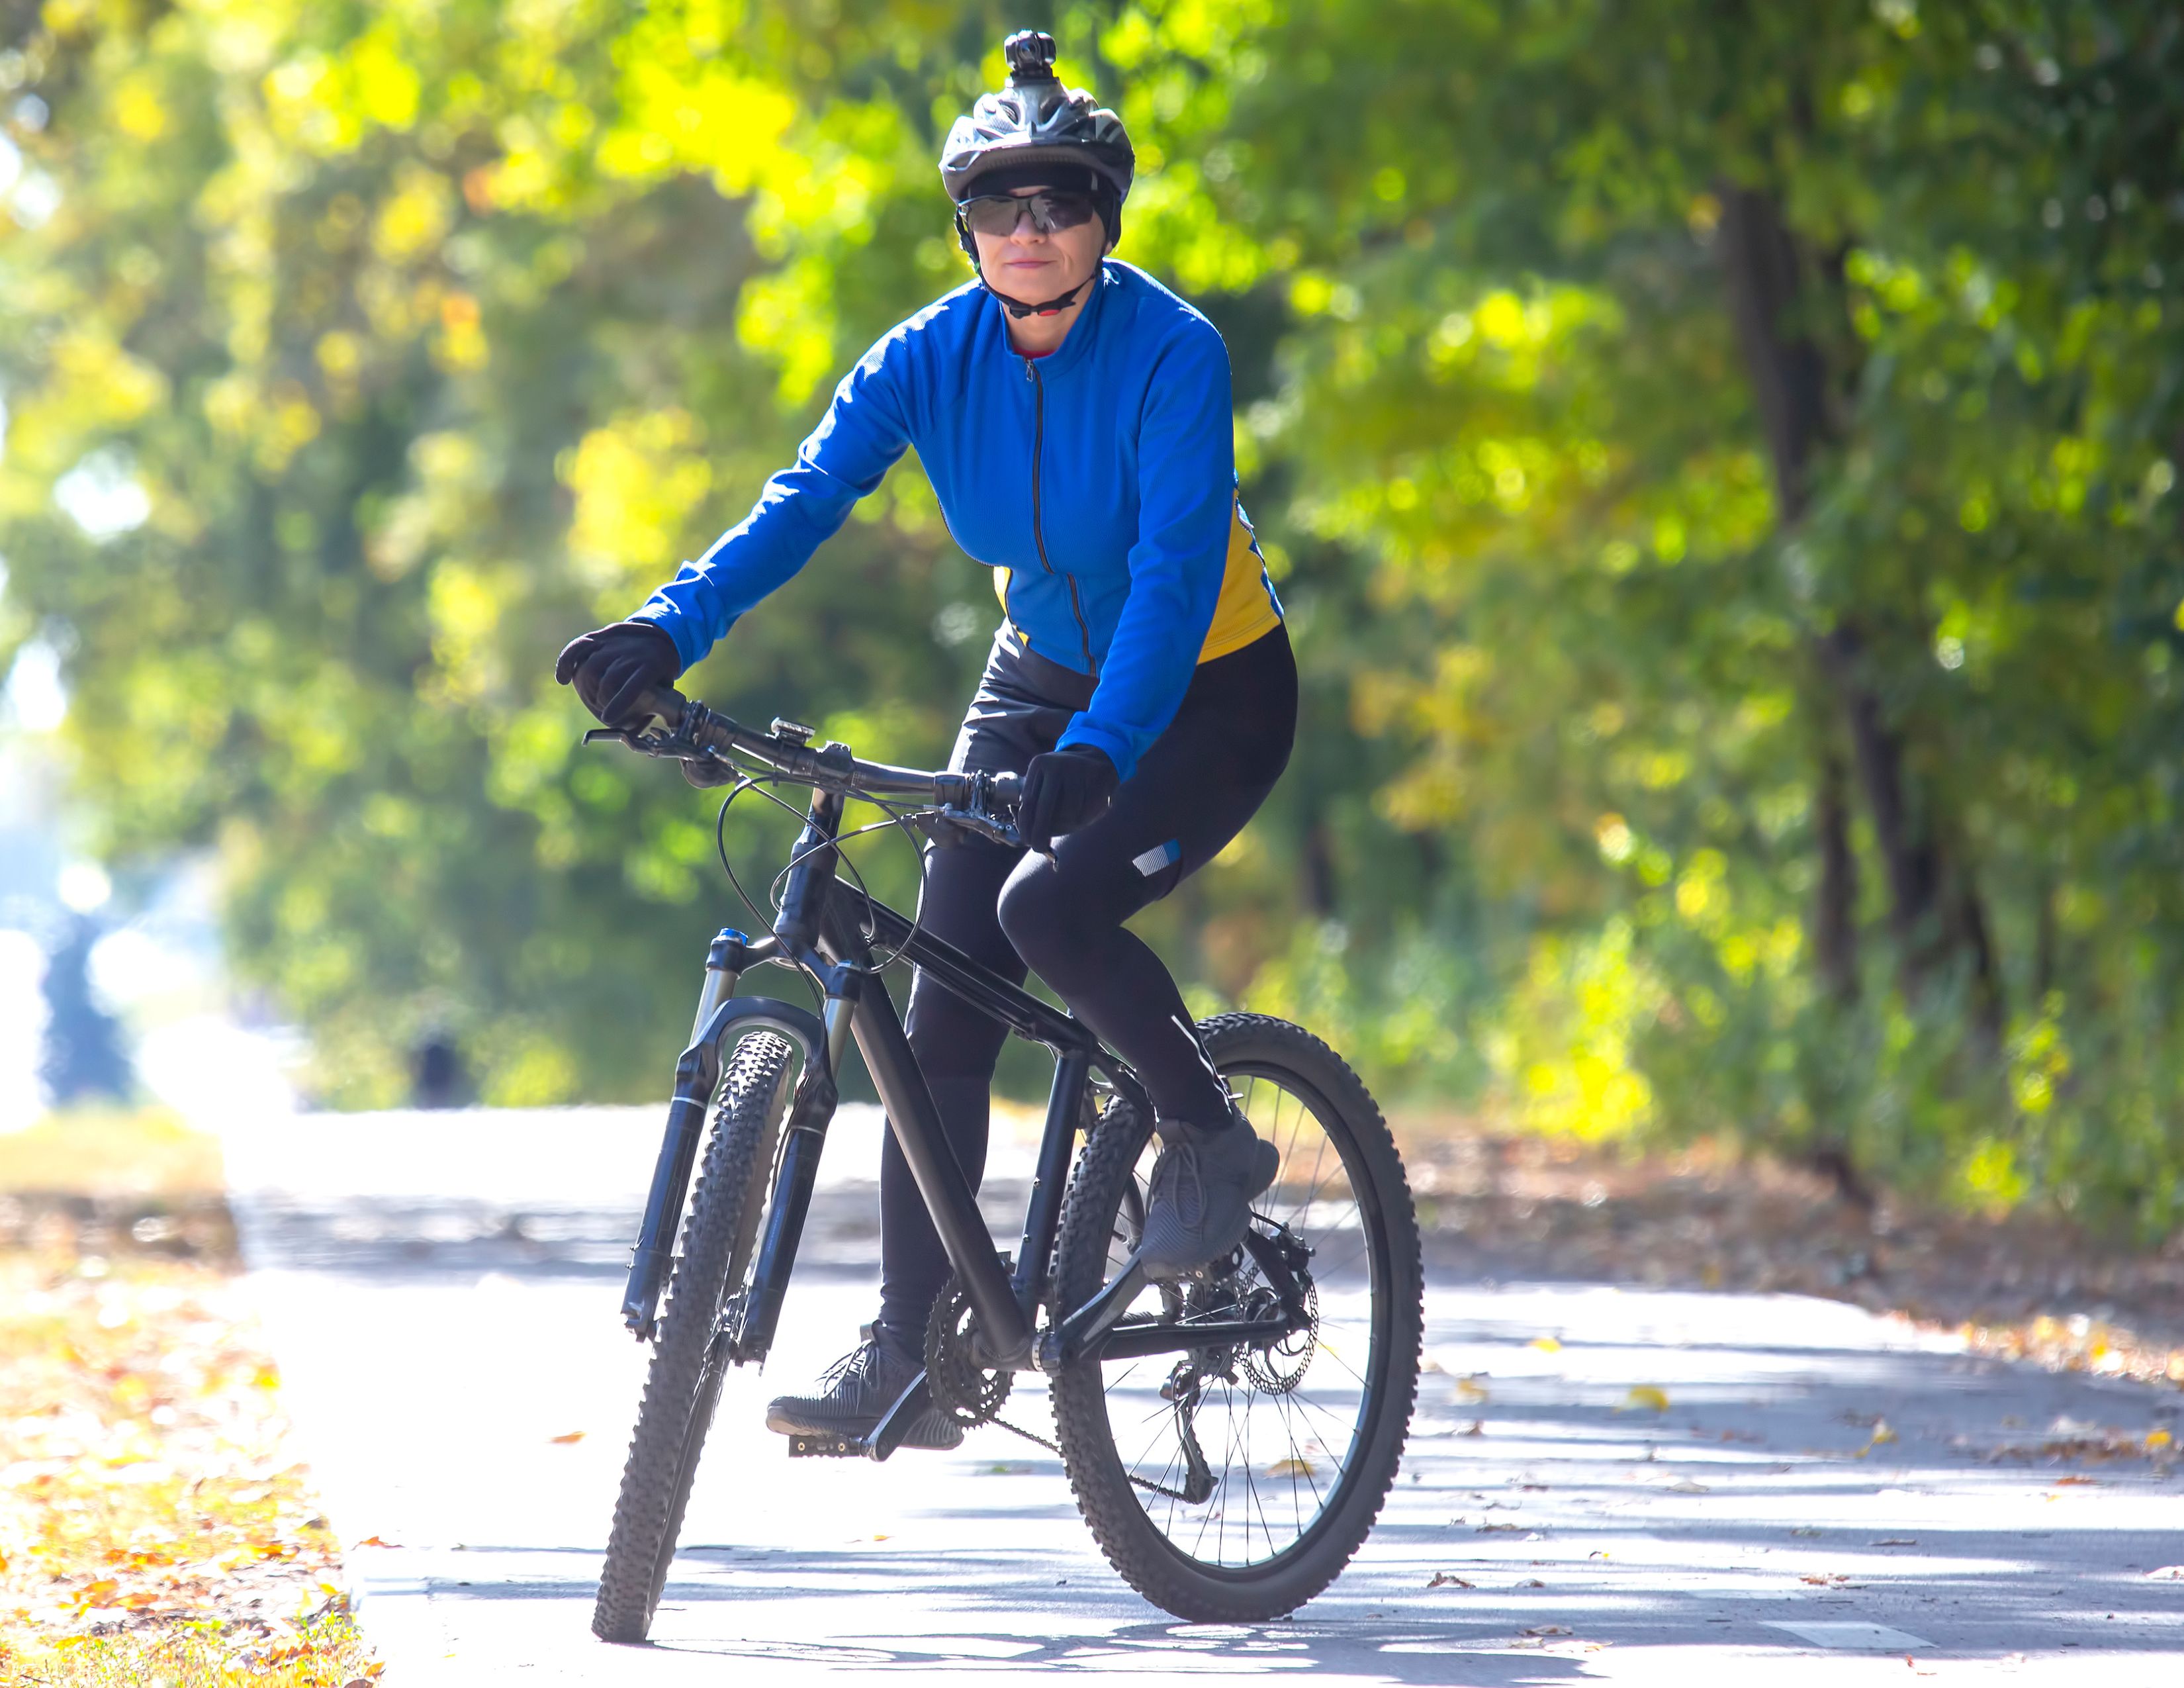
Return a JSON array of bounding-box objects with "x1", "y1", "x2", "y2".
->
[{"x1": 709, "y1": 758, "x2": 943, "y2": 975}]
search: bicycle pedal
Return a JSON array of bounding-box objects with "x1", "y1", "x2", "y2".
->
[{"x1": 786, "y1": 1432, "x2": 867, "y2": 1459}]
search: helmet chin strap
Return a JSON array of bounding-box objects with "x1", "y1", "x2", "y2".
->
[{"x1": 976, "y1": 266, "x2": 1092, "y2": 320}]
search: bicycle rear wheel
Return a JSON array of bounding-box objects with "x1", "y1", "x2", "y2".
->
[
  {"x1": 593, "y1": 1032, "x2": 796, "y2": 1643},
  {"x1": 1048, "y1": 1013, "x2": 1422, "y2": 1620}
]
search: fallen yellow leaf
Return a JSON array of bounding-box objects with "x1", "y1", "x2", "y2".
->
[
  {"x1": 548, "y1": 1430, "x2": 586, "y2": 1444},
  {"x1": 1456, "y1": 1375, "x2": 1490, "y2": 1403},
  {"x1": 1623, "y1": 1385, "x2": 1670, "y2": 1413},
  {"x1": 1269, "y1": 1456, "x2": 1316, "y2": 1477},
  {"x1": 1529, "y1": 1336, "x2": 1563, "y2": 1353},
  {"x1": 1866, "y1": 1420, "x2": 1897, "y2": 1447},
  {"x1": 2146, "y1": 1429, "x2": 2173, "y2": 1450}
]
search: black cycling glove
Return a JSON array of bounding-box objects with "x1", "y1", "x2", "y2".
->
[
  {"x1": 1018, "y1": 743, "x2": 1120, "y2": 851},
  {"x1": 555, "y1": 620, "x2": 682, "y2": 727}
]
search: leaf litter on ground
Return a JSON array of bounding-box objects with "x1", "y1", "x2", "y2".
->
[
  {"x1": 1397, "y1": 1124, "x2": 2184, "y2": 1392},
  {"x1": 0, "y1": 1186, "x2": 377, "y2": 1687}
]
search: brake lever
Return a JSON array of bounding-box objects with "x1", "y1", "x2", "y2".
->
[
  {"x1": 582, "y1": 726, "x2": 662, "y2": 753},
  {"x1": 950, "y1": 810, "x2": 1022, "y2": 849},
  {"x1": 582, "y1": 719, "x2": 713, "y2": 763},
  {"x1": 905, "y1": 792, "x2": 1021, "y2": 851}
]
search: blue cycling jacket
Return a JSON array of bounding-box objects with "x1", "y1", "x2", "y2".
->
[{"x1": 629, "y1": 259, "x2": 1282, "y2": 780}]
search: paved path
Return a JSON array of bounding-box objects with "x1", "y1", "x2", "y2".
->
[{"x1": 214, "y1": 1105, "x2": 2184, "y2": 1684}]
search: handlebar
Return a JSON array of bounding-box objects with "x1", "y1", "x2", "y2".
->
[{"x1": 602, "y1": 685, "x2": 1021, "y2": 832}]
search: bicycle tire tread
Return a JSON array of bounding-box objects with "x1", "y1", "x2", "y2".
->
[
  {"x1": 592, "y1": 1033, "x2": 796, "y2": 1643},
  {"x1": 1048, "y1": 1013, "x2": 1423, "y2": 1621}
]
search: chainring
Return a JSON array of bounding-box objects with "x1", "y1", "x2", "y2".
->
[{"x1": 925, "y1": 1272, "x2": 1013, "y2": 1428}]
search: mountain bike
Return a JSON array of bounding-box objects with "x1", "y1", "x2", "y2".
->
[{"x1": 583, "y1": 686, "x2": 1422, "y2": 1637}]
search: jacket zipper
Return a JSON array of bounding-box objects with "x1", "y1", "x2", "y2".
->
[{"x1": 1026, "y1": 358, "x2": 1099, "y2": 677}]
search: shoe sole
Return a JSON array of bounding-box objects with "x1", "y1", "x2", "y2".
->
[{"x1": 763, "y1": 1403, "x2": 964, "y2": 1451}]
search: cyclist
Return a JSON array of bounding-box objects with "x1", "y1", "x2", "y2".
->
[{"x1": 557, "y1": 32, "x2": 1295, "y2": 1451}]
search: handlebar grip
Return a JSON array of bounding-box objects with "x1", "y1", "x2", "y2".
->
[
  {"x1": 987, "y1": 771, "x2": 1023, "y2": 814},
  {"x1": 633, "y1": 685, "x2": 686, "y2": 729}
]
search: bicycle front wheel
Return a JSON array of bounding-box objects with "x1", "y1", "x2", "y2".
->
[
  {"x1": 1048, "y1": 1013, "x2": 1423, "y2": 1620},
  {"x1": 593, "y1": 1031, "x2": 796, "y2": 1643}
]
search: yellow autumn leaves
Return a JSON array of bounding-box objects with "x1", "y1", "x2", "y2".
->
[{"x1": 0, "y1": 1251, "x2": 376, "y2": 1684}]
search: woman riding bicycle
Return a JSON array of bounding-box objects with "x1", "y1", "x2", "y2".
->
[{"x1": 557, "y1": 32, "x2": 1295, "y2": 1452}]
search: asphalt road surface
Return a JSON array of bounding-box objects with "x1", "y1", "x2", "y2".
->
[{"x1": 212, "y1": 1104, "x2": 2184, "y2": 1685}]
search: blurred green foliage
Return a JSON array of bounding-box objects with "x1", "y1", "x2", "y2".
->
[{"x1": 2, "y1": 2, "x2": 2180, "y2": 1234}]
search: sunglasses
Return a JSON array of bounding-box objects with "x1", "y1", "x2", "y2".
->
[{"x1": 959, "y1": 191, "x2": 1101, "y2": 238}]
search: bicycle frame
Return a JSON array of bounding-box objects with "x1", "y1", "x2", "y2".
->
[{"x1": 618, "y1": 779, "x2": 1312, "y2": 1460}]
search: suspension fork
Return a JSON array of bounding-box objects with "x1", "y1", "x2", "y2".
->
[
  {"x1": 721, "y1": 786, "x2": 863, "y2": 1365},
  {"x1": 619, "y1": 978, "x2": 834, "y2": 1340}
]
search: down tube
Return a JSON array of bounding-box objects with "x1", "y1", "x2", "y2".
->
[{"x1": 846, "y1": 970, "x2": 1032, "y2": 1366}]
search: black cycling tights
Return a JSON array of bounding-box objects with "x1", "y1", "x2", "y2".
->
[{"x1": 876, "y1": 624, "x2": 1297, "y2": 1340}]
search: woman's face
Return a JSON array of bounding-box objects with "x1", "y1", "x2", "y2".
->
[{"x1": 969, "y1": 187, "x2": 1108, "y2": 301}]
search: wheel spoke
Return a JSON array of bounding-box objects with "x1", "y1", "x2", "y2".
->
[
  {"x1": 1050, "y1": 1027, "x2": 1416, "y2": 1594},
  {"x1": 1106, "y1": 1065, "x2": 1367, "y2": 1566}
]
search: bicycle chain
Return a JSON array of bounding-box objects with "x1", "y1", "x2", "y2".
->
[{"x1": 989, "y1": 1412, "x2": 1207, "y2": 1504}]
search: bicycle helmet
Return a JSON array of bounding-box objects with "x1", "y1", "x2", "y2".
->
[{"x1": 942, "y1": 31, "x2": 1135, "y2": 317}]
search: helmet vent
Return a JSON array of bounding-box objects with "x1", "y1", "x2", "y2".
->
[{"x1": 940, "y1": 32, "x2": 1135, "y2": 212}]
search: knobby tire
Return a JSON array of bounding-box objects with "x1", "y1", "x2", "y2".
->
[
  {"x1": 592, "y1": 1033, "x2": 796, "y2": 1643},
  {"x1": 1048, "y1": 1014, "x2": 1423, "y2": 1621}
]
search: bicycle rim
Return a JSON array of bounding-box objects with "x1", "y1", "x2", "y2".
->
[{"x1": 1098, "y1": 1063, "x2": 1392, "y2": 1571}]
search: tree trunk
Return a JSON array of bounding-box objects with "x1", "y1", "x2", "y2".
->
[
  {"x1": 1716, "y1": 183, "x2": 2001, "y2": 1036},
  {"x1": 1811, "y1": 737, "x2": 1858, "y2": 1006},
  {"x1": 2033, "y1": 867, "x2": 2057, "y2": 1004},
  {"x1": 1301, "y1": 818, "x2": 1339, "y2": 919}
]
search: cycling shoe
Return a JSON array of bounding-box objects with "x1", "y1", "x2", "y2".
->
[
  {"x1": 1138, "y1": 1107, "x2": 1280, "y2": 1278},
  {"x1": 763, "y1": 1323, "x2": 963, "y2": 1450}
]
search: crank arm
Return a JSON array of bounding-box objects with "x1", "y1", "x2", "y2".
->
[{"x1": 856, "y1": 1369, "x2": 938, "y2": 1463}]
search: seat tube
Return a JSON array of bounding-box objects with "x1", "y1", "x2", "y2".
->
[{"x1": 1014, "y1": 1048, "x2": 1087, "y2": 1312}]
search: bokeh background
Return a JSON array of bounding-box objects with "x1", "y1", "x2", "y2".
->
[{"x1": 3, "y1": 1, "x2": 2181, "y2": 1239}]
